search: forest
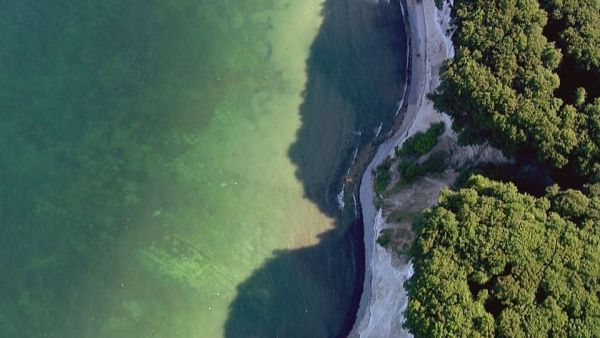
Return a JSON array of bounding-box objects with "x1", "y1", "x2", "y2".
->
[{"x1": 405, "y1": 0, "x2": 600, "y2": 336}]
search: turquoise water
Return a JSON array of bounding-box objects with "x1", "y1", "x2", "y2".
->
[{"x1": 0, "y1": 0, "x2": 406, "y2": 337}]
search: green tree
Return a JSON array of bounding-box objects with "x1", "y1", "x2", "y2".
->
[
  {"x1": 431, "y1": 0, "x2": 576, "y2": 166},
  {"x1": 405, "y1": 1, "x2": 600, "y2": 336},
  {"x1": 395, "y1": 122, "x2": 445, "y2": 158},
  {"x1": 431, "y1": 0, "x2": 600, "y2": 182},
  {"x1": 541, "y1": 0, "x2": 600, "y2": 72},
  {"x1": 405, "y1": 176, "x2": 600, "y2": 337},
  {"x1": 574, "y1": 98, "x2": 600, "y2": 180},
  {"x1": 374, "y1": 158, "x2": 393, "y2": 193}
]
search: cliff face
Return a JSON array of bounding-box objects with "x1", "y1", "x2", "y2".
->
[{"x1": 349, "y1": 0, "x2": 459, "y2": 336}]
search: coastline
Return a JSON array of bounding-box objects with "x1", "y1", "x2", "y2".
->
[{"x1": 349, "y1": 0, "x2": 454, "y2": 336}]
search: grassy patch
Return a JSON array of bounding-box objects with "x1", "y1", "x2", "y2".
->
[
  {"x1": 398, "y1": 160, "x2": 421, "y2": 182},
  {"x1": 395, "y1": 122, "x2": 445, "y2": 158},
  {"x1": 376, "y1": 232, "x2": 392, "y2": 247},
  {"x1": 398, "y1": 151, "x2": 448, "y2": 183},
  {"x1": 421, "y1": 151, "x2": 447, "y2": 173},
  {"x1": 374, "y1": 158, "x2": 392, "y2": 194}
]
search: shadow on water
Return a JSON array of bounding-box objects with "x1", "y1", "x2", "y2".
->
[{"x1": 224, "y1": 0, "x2": 407, "y2": 337}]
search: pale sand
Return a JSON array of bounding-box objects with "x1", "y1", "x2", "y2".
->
[{"x1": 349, "y1": 0, "x2": 454, "y2": 337}]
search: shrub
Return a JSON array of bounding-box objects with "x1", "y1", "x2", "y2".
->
[
  {"x1": 421, "y1": 151, "x2": 447, "y2": 173},
  {"x1": 395, "y1": 122, "x2": 445, "y2": 158},
  {"x1": 398, "y1": 152, "x2": 448, "y2": 183},
  {"x1": 402, "y1": 162, "x2": 422, "y2": 181},
  {"x1": 374, "y1": 158, "x2": 392, "y2": 193},
  {"x1": 376, "y1": 233, "x2": 392, "y2": 247}
]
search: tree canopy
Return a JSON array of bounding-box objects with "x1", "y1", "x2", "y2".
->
[
  {"x1": 405, "y1": 176, "x2": 600, "y2": 337},
  {"x1": 541, "y1": 0, "x2": 600, "y2": 73},
  {"x1": 405, "y1": 1, "x2": 600, "y2": 334},
  {"x1": 430, "y1": 0, "x2": 600, "y2": 183}
]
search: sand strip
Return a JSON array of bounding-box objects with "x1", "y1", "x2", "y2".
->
[{"x1": 349, "y1": 0, "x2": 454, "y2": 336}]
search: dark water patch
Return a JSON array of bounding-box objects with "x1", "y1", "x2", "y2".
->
[
  {"x1": 224, "y1": 0, "x2": 407, "y2": 336},
  {"x1": 336, "y1": 215, "x2": 365, "y2": 338},
  {"x1": 288, "y1": 0, "x2": 408, "y2": 216},
  {"x1": 224, "y1": 223, "x2": 362, "y2": 338}
]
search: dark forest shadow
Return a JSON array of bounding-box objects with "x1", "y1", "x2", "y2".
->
[
  {"x1": 223, "y1": 218, "x2": 364, "y2": 338},
  {"x1": 287, "y1": 0, "x2": 407, "y2": 216},
  {"x1": 224, "y1": 0, "x2": 407, "y2": 337}
]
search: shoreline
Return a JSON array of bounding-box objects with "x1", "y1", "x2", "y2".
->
[
  {"x1": 337, "y1": 215, "x2": 366, "y2": 338},
  {"x1": 348, "y1": 0, "x2": 454, "y2": 336},
  {"x1": 336, "y1": 1, "x2": 412, "y2": 334}
]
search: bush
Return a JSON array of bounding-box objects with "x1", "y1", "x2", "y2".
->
[
  {"x1": 376, "y1": 233, "x2": 392, "y2": 247},
  {"x1": 402, "y1": 162, "x2": 422, "y2": 181},
  {"x1": 374, "y1": 158, "x2": 392, "y2": 193},
  {"x1": 421, "y1": 151, "x2": 447, "y2": 173},
  {"x1": 395, "y1": 122, "x2": 445, "y2": 158},
  {"x1": 398, "y1": 152, "x2": 448, "y2": 183}
]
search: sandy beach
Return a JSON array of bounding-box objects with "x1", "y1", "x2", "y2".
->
[{"x1": 349, "y1": 0, "x2": 454, "y2": 336}]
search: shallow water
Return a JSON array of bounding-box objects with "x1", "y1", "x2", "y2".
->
[{"x1": 0, "y1": 0, "x2": 406, "y2": 337}]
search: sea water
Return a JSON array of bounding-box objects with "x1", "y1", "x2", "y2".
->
[{"x1": 0, "y1": 0, "x2": 406, "y2": 337}]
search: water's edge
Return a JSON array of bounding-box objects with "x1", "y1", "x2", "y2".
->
[
  {"x1": 345, "y1": 0, "x2": 413, "y2": 335},
  {"x1": 349, "y1": 0, "x2": 456, "y2": 335},
  {"x1": 337, "y1": 215, "x2": 366, "y2": 338}
]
